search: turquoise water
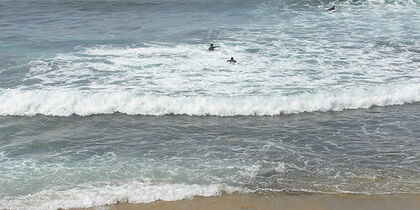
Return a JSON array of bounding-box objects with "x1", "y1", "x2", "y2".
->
[{"x1": 0, "y1": 0, "x2": 419, "y2": 209}]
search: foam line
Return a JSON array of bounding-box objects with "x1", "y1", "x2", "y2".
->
[
  {"x1": 1, "y1": 83, "x2": 419, "y2": 116},
  {"x1": 0, "y1": 182, "x2": 242, "y2": 210}
]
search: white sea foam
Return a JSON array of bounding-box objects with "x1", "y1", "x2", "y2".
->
[
  {"x1": 0, "y1": 182, "x2": 243, "y2": 210},
  {"x1": 0, "y1": 83, "x2": 419, "y2": 116},
  {"x1": 25, "y1": 25, "x2": 419, "y2": 95},
  {"x1": 0, "y1": 151, "x2": 5, "y2": 161}
]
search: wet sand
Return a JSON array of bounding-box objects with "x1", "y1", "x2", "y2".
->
[{"x1": 77, "y1": 192, "x2": 420, "y2": 210}]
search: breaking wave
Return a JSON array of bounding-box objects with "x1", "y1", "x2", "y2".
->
[
  {"x1": 0, "y1": 182, "x2": 242, "y2": 210},
  {"x1": 1, "y1": 83, "x2": 419, "y2": 116}
]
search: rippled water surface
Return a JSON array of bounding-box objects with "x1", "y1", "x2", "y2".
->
[{"x1": 0, "y1": 0, "x2": 419, "y2": 209}]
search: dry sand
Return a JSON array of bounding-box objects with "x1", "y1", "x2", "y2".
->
[{"x1": 77, "y1": 192, "x2": 420, "y2": 210}]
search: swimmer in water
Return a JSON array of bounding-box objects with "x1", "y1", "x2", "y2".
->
[
  {"x1": 326, "y1": 5, "x2": 335, "y2": 11},
  {"x1": 227, "y1": 57, "x2": 237, "y2": 64},
  {"x1": 208, "y1": 43, "x2": 218, "y2": 52}
]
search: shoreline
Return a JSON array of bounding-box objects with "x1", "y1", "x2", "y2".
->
[{"x1": 76, "y1": 192, "x2": 420, "y2": 210}]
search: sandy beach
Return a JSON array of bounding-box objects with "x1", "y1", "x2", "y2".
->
[{"x1": 77, "y1": 192, "x2": 420, "y2": 210}]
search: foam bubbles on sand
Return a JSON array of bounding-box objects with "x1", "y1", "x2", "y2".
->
[{"x1": 0, "y1": 182, "x2": 243, "y2": 210}]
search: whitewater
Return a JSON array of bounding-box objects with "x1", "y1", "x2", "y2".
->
[
  {"x1": 1, "y1": 83, "x2": 420, "y2": 116},
  {"x1": 1, "y1": 0, "x2": 419, "y2": 117},
  {"x1": 0, "y1": 0, "x2": 419, "y2": 209}
]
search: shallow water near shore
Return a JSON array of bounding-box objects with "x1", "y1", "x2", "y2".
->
[{"x1": 1, "y1": 103, "x2": 420, "y2": 209}]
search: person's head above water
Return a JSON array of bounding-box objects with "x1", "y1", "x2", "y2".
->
[
  {"x1": 208, "y1": 43, "x2": 216, "y2": 52},
  {"x1": 227, "y1": 57, "x2": 237, "y2": 64}
]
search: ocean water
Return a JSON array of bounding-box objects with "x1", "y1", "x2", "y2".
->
[{"x1": 0, "y1": 0, "x2": 419, "y2": 209}]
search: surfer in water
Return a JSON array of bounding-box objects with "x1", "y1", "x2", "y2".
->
[
  {"x1": 227, "y1": 57, "x2": 237, "y2": 64},
  {"x1": 326, "y1": 5, "x2": 335, "y2": 11},
  {"x1": 208, "y1": 43, "x2": 218, "y2": 52}
]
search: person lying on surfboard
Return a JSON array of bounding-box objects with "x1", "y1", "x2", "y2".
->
[
  {"x1": 227, "y1": 57, "x2": 237, "y2": 64},
  {"x1": 208, "y1": 43, "x2": 218, "y2": 52},
  {"x1": 326, "y1": 5, "x2": 335, "y2": 11}
]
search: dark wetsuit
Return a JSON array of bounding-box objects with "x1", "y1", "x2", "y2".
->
[
  {"x1": 227, "y1": 57, "x2": 237, "y2": 64},
  {"x1": 208, "y1": 44, "x2": 217, "y2": 52},
  {"x1": 327, "y1": 6, "x2": 335, "y2": 11}
]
